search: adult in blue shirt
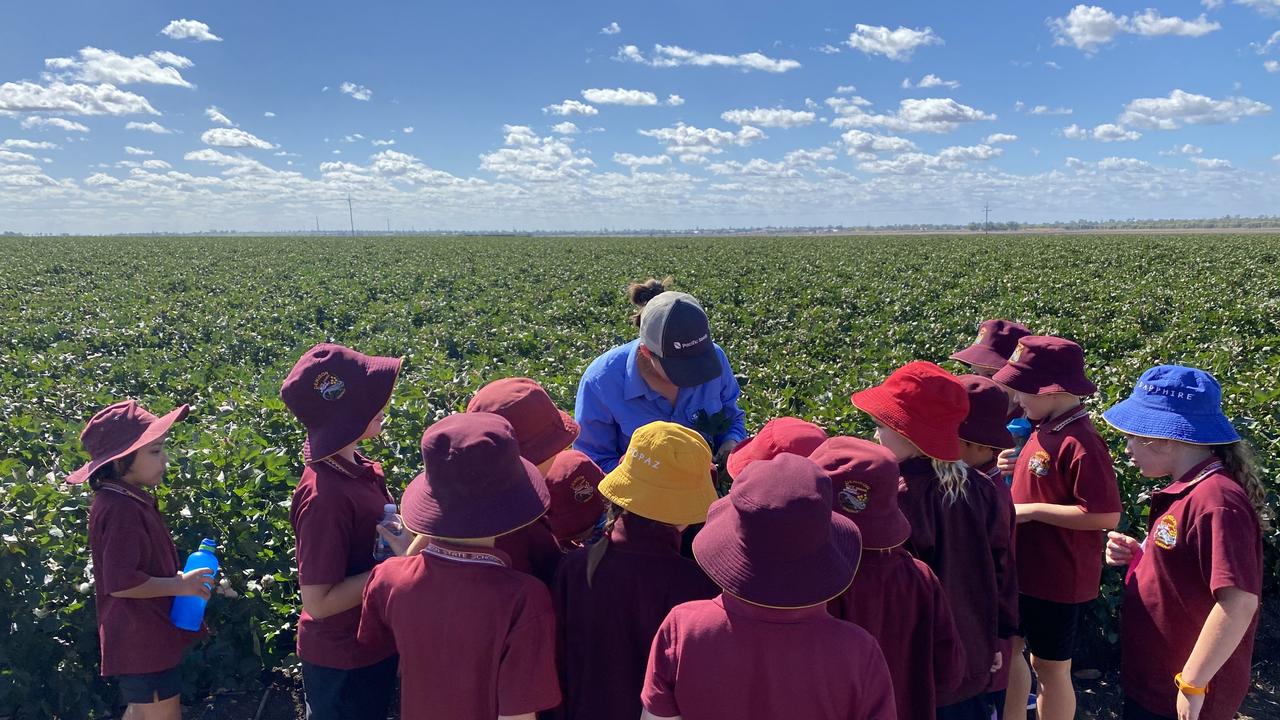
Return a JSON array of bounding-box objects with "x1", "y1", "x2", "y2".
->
[{"x1": 574, "y1": 281, "x2": 746, "y2": 474}]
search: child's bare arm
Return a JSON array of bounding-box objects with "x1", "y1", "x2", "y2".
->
[
  {"x1": 1015, "y1": 503, "x2": 1119, "y2": 530},
  {"x1": 300, "y1": 572, "x2": 372, "y2": 619},
  {"x1": 111, "y1": 568, "x2": 213, "y2": 599}
]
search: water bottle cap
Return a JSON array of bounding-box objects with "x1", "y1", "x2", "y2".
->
[
  {"x1": 384, "y1": 503, "x2": 398, "y2": 512},
  {"x1": 200, "y1": 538, "x2": 217, "y2": 549}
]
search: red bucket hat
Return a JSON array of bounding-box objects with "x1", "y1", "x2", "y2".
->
[
  {"x1": 950, "y1": 319, "x2": 1031, "y2": 371},
  {"x1": 543, "y1": 450, "x2": 606, "y2": 541},
  {"x1": 466, "y1": 377, "x2": 579, "y2": 466},
  {"x1": 957, "y1": 375, "x2": 1017, "y2": 449},
  {"x1": 726, "y1": 417, "x2": 827, "y2": 478},
  {"x1": 280, "y1": 343, "x2": 401, "y2": 462},
  {"x1": 992, "y1": 335, "x2": 1097, "y2": 397},
  {"x1": 401, "y1": 412, "x2": 550, "y2": 540},
  {"x1": 66, "y1": 400, "x2": 190, "y2": 485},
  {"x1": 850, "y1": 361, "x2": 969, "y2": 462},
  {"x1": 810, "y1": 436, "x2": 910, "y2": 550},
  {"x1": 692, "y1": 453, "x2": 863, "y2": 609}
]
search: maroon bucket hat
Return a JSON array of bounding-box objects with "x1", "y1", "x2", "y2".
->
[
  {"x1": 809, "y1": 436, "x2": 911, "y2": 550},
  {"x1": 543, "y1": 450, "x2": 606, "y2": 541},
  {"x1": 401, "y1": 412, "x2": 550, "y2": 540},
  {"x1": 726, "y1": 417, "x2": 827, "y2": 479},
  {"x1": 466, "y1": 377, "x2": 579, "y2": 466},
  {"x1": 66, "y1": 400, "x2": 190, "y2": 485},
  {"x1": 992, "y1": 335, "x2": 1097, "y2": 397},
  {"x1": 692, "y1": 453, "x2": 863, "y2": 609},
  {"x1": 280, "y1": 343, "x2": 402, "y2": 463},
  {"x1": 957, "y1": 375, "x2": 1017, "y2": 449},
  {"x1": 950, "y1": 319, "x2": 1032, "y2": 371}
]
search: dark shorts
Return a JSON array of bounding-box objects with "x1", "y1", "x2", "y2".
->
[
  {"x1": 1019, "y1": 594, "x2": 1086, "y2": 662},
  {"x1": 302, "y1": 654, "x2": 398, "y2": 720},
  {"x1": 116, "y1": 666, "x2": 182, "y2": 704},
  {"x1": 936, "y1": 693, "x2": 993, "y2": 720},
  {"x1": 1123, "y1": 696, "x2": 1175, "y2": 720}
]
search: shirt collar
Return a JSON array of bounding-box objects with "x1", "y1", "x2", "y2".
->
[
  {"x1": 975, "y1": 459, "x2": 1001, "y2": 482},
  {"x1": 311, "y1": 451, "x2": 378, "y2": 481},
  {"x1": 609, "y1": 513, "x2": 682, "y2": 554},
  {"x1": 97, "y1": 480, "x2": 157, "y2": 507},
  {"x1": 423, "y1": 540, "x2": 512, "y2": 568},
  {"x1": 1041, "y1": 404, "x2": 1089, "y2": 434},
  {"x1": 1156, "y1": 457, "x2": 1226, "y2": 498},
  {"x1": 719, "y1": 592, "x2": 831, "y2": 622}
]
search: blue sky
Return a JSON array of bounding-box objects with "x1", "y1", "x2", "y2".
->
[{"x1": 2, "y1": 1, "x2": 1278, "y2": 232}]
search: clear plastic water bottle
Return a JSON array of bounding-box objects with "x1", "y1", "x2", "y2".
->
[
  {"x1": 372, "y1": 504, "x2": 402, "y2": 562},
  {"x1": 171, "y1": 538, "x2": 218, "y2": 631},
  {"x1": 1006, "y1": 417, "x2": 1033, "y2": 486}
]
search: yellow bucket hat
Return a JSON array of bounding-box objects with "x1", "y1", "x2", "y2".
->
[{"x1": 599, "y1": 421, "x2": 718, "y2": 526}]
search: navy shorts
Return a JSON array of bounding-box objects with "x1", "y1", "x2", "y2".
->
[
  {"x1": 302, "y1": 654, "x2": 398, "y2": 720},
  {"x1": 1019, "y1": 593, "x2": 1086, "y2": 662},
  {"x1": 115, "y1": 666, "x2": 182, "y2": 704}
]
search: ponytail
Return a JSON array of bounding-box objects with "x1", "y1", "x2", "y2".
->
[
  {"x1": 586, "y1": 503, "x2": 625, "y2": 587},
  {"x1": 1211, "y1": 440, "x2": 1272, "y2": 533},
  {"x1": 87, "y1": 453, "x2": 136, "y2": 491},
  {"x1": 627, "y1": 276, "x2": 672, "y2": 327},
  {"x1": 932, "y1": 458, "x2": 970, "y2": 506}
]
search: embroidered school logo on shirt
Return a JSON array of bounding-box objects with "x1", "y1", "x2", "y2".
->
[
  {"x1": 838, "y1": 481, "x2": 870, "y2": 514},
  {"x1": 571, "y1": 476, "x2": 595, "y2": 502},
  {"x1": 313, "y1": 372, "x2": 346, "y2": 401},
  {"x1": 1010, "y1": 342, "x2": 1026, "y2": 363},
  {"x1": 1028, "y1": 450, "x2": 1051, "y2": 477},
  {"x1": 1153, "y1": 514, "x2": 1178, "y2": 549}
]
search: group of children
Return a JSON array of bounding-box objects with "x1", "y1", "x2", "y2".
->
[{"x1": 70, "y1": 309, "x2": 1267, "y2": 720}]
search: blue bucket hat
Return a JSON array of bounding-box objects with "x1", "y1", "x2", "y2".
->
[{"x1": 1102, "y1": 365, "x2": 1240, "y2": 445}]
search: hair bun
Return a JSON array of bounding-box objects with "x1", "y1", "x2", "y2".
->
[{"x1": 627, "y1": 276, "x2": 673, "y2": 326}]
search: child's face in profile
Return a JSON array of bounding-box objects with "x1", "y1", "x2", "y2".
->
[
  {"x1": 123, "y1": 437, "x2": 169, "y2": 487},
  {"x1": 872, "y1": 423, "x2": 917, "y2": 462},
  {"x1": 1013, "y1": 391, "x2": 1060, "y2": 421},
  {"x1": 358, "y1": 409, "x2": 386, "y2": 442}
]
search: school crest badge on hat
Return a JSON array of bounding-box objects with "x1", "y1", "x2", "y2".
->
[
  {"x1": 838, "y1": 480, "x2": 870, "y2": 514},
  {"x1": 570, "y1": 475, "x2": 594, "y2": 503},
  {"x1": 1154, "y1": 514, "x2": 1178, "y2": 549},
  {"x1": 313, "y1": 372, "x2": 346, "y2": 401},
  {"x1": 975, "y1": 326, "x2": 988, "y2": 344},
  {"x1": 1010, "y1": 342, "x2": 1026, "y2": 363},
  {"x1": 1028, "y1": 449, "x2": 1051, "y2": 477}
]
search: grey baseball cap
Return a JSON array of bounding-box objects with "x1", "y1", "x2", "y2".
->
[{"x1": 639, "y1": 292, "x2": 722, "y2": 388}]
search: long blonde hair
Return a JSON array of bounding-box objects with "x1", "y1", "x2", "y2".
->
[
  {"x1": 1211, "y1": 440, "x2": 1272, "y2": 533},
  {"x1": 932, "y1": 458, "x2": 970, "y2": 506}
]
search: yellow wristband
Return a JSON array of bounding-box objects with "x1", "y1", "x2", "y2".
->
[{"x1": 1174, "y1": 673, "x2": 1208, "y2": 696}]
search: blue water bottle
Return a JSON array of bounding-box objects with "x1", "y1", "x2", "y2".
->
[
  {"x1": 1006, "y1": 417, "x2": 1033, "y2": 487},
  {"x1": 171, "y1": 538, "x2": 218, "y2": 631}
]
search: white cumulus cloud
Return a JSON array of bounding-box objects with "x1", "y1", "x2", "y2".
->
[
  {"x1": 985, "y1": 133, "x2": 1019, "y2": 144},
  {"x1": 830, "y1": 96, "x2": 996, "y2": 133},
  {"x1": 45, "y1": 47, "x2": 195, "y2": 88},
  {"x1": 841, "y1": 129, "x2": 917, "y2": 155},
  {"x1": 205, "y1": 106, "x2": 234, "y2": 126},
  {"x1": 479, "y1": 125, "x2": 594, "y2": 181},
  {"x1": 124, "y1": 146, "x2": 153, "y2": 156},
  {"x1": 0, "y1": 81, "x2": 157, "y2": 115},
  {"x1": 601, "y1": 22, "x2": 621, "y2": 35},
  {"x1": 543, "y1": 99, "x2": 599, "y2": 116},
  {"x1": 902, "y1": 74, "x2": 960, "y2": 89},
  {"x1": 615, "y1": 44, "x2": 800, "y2": 73},
  {"x1": 1050, "y1": 5, "x2": 1220, "y2": 54},
  {"x1": 126, "y1": 121, "x2": 173, "y2": 134},
  {"x1": 201, "y1": 128, "x2": 276, "y2": 150},
  {"x1": 639, "y1": 123, "x2": 766, "y2": 159},
  {"x1": 844, "y1": 24, "x2": 943, "y2": 61},
  {"x1": 1119, "y1": 89, "x2": 1270, "y2": 129},
  {"x1": 340, "y1": 82, "x2": 372, "y2": 101},
  {"x1": 613, "y1": 153, "x2": 672, "y2": 169},
  {"x1": 22, "y1": 116, "x2": 90, "y2": 132},
  {"x1": 1092, "y1": 123, "x2": 1142, "y2": 141},
  {"x1": 582, "y1": 88, "x2": 658, "y2": 106},
  {"x1": 667, "y1": 94, "x2": 685, "y2": 107},
  {"x1": 160, "y1": 19, "x2": 222, "y2": 42},
  {"x1": 551, "y1": 122, "x2": 579, "y2": 135},
  {"x1": 720, "y1": 107, "x2": 816, "y2": 128}
]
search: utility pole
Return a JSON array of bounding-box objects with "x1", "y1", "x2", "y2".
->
[
  {"x1": 347, "y1": 195, "x2": 355, "y2": 237},
  {"x1": 983, "y1": 202, "x2": 991, "y2": 234},
  {"x1": 315, "y1": 216, "x2": 320, "y2": 234},
  {"x1": 386, "y1": 218, "x2": 390, "y2": 234}
]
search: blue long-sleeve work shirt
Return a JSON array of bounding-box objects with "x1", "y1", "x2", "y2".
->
[{"x1": 573, "y1": 339, "x2": 747, "y2": 472}]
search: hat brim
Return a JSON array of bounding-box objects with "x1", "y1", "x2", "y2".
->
[
  {"x1": 305, "y1": 356, "x2": 402, "y2": 462},
  {"x1": 520, "y1": 409, "x2": 580, "y2": 466},
  {"x1": 66, "y1": 404, "x2": 190, "y2": 485},
  {"x1": 693, "y1": 501, "x2": 862, "y2": 608},
  {"x1": 949, "y1": 346, "x2": 1008, "y2": 371},
  {"x1": 957, "y1": 422, "x2": 1016, "y2": 450},
  {"x1": 839, "y1": 503, "x2": 912, "y2": 551},
  {"x1": 658, "y1": 349, "x2": 722, "y2": 388},
  {"x1": 724, "y1": 433, "x2": 761, "y2": 478},
  {"x1": 401, "y1": 457, "x2": 550, "y2": 539},
  {"x1": 1102, "y1": 399, "x2": 1240, "y2": 446},
  {"x1": 598, "y1": 463, "x2": 718, "y2": 526},
  {"x1": 850, "y1": 387, "x2": 962, "y2": 462},
  {"x1": 991, "y1": 364, "x2": 1096, "y2": 397}
]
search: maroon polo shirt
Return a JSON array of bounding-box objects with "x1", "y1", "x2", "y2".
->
[
  {"x1": 552, "y1": 514, "x2": 718, "y2": 720},
  {"x1": 290, "y1": 452, "x2": 394, "y2": 669},
  {"x1": 975, "y1": 459, "x2": 1019, "y2": 692},
  {"x1": 1010, "y1": 406, "x2": 1122, "y2": 603},
  {"x1": 495, "y1": 516, "x2": 564, "y2": 587},
  {"x1": 898, "y1": 456, "x2": 1014, "y2": 704},
  {"x1": 642, "y1": 594, "x2": 895, "y2": 720},
  {"x1": 829, "y1": 546, "x2": 964, "y2": 720},
  {"x1": 1122, "y1": 459, "x2": 1262, "y2": 720},
  {"x1": 357, "y1": 541, "x2": 561, "y2": 720},
  {"x1": 89, "y1": 480, "x2": 200, "y2": 676}
]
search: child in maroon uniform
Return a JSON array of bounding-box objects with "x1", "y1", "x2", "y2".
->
[
  {"x1": 951, "y1": 319, "x2": 1032, "y2": 421},
  {"x1": 553, "y1": 421, "x2": 719, "y2": 720},
  {"x1": 1103, "y1": 366, "x2": 1265, "y2": 720},
  {"x1": 467, "y1": 377, "x2": 583, "y2": 582},
  {"x1": 956, "y1": 375, "x2": 1020, "y2": 719},
  {"x1": 813, "y1": 435, "x2": 965, "y2": 720},
  {"x1": 358, "y1": 412, "x2": 561, "y2": 720},
  {"x1": 641, "y1": 453, "x2": 895, "y2": 720},
  {"x1": 543, "y1": 449, "x2": 606, "y2": 549},
  {"x1": 852, "y1": 360, "x2": 1013, "y2": 720},
  {"x1": 70, "y1": 400, "x2": 211, "y2": 720},
  {"x1": 282, "y1": 343, "x2": 403, "y2": 720},
  {"x1": 993, "y1": 336, "x2": 1122, "y2": 720}
]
